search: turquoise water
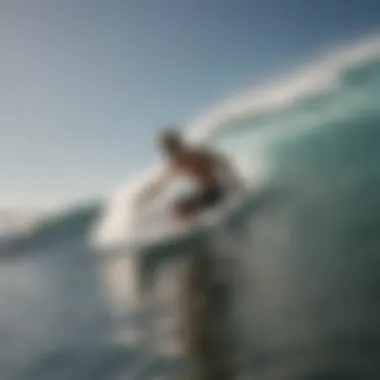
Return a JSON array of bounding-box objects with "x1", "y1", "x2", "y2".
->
[{"x1": 1, "y1": 37, "x2": 380, "y2": 379}]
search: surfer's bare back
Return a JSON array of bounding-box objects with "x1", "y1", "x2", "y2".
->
[{"x1": 137, "y1": 127, "x2": 246, "y2": 221}]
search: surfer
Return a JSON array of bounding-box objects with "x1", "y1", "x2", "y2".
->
[{"x1": 137, "y1": 128, "x2": 245, "y2": 222}]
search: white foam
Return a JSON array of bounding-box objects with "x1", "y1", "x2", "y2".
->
[
  {"x1": 92, "y1": 33, "x2": 380, "y2": 247},
  {"x1": 186, "y1": 33, "x2": 380, "y2": 142}
]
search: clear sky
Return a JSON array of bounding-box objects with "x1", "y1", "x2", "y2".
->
[{"x1": 1, "y1": 0, "x2": 380, "y2": 211}]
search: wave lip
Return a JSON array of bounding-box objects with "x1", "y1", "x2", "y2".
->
[{"x1": 187, "y1": 33, "x2": 380, "y2": 142}]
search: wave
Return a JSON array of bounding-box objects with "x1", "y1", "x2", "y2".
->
[
  {"x1": 29, "y1": 201, "x2": 102, "y2": 243},
  {"x1": 0, "y1": 201, "x2": 102, "y2": 255},
  {"x1": 92, "y1": 32, "x2": 380, "y2": 248},
  {"x1": 185, "y1": 33, "x2": 380, "y2": 142},
  {"x1": 3, "y1": 33, "x2": 379, "y2": 253}
]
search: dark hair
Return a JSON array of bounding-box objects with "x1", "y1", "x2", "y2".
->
[{"x1": 159, "y1": 127, "x2": 182, "y2": 152}]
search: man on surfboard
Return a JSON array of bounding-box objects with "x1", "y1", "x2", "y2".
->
[{"x1": 137, "y1": 128, "x2": 245, "y2": 222}]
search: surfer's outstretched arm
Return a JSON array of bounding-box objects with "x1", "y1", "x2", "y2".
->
[{"x1": 136, "y1": 167, "x2": 174, "y2": 207}]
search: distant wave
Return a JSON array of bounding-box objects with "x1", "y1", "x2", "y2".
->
[
  {"x1": 92, "y1": 32, "x2": 380, "y2": 248},
  {"x1": 29, "y1": 201, "x2": 101, "y2": 242},
  {"x1": 0, "y1": 201, "x2": 101, "y2": 254}
]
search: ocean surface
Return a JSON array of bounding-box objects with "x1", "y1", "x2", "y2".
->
[{"x1": 2, "y1": 35, "x2": 380, "y2": 379}]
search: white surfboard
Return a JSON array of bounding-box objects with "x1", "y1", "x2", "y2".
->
[{"x1": 132, "y1": 192, "x2": 245, "y2": 252}]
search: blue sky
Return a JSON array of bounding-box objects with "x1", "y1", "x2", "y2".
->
[{"x1": 1, "y1": 0, "x2": 380, "y2": 211}]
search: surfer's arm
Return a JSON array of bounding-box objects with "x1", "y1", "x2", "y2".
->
[
  {"x1": 213, "y1": 153, "x2": 246, "y2": 194},
  {"x1": 136, "y1": 167, "x2": 174, "y2": 206}
]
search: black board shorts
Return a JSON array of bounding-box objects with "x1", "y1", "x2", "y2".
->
[
  {"x1": 175, "y1": 184, "x2": 225, "y2": 217},
  {"x1": 198, "y1": 184, "x2": 225, "y2": 208}
]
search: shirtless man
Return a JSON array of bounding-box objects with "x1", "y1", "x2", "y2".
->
[{"x1": 137, "y1": 128, "x2": 245, "y2": 222}]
